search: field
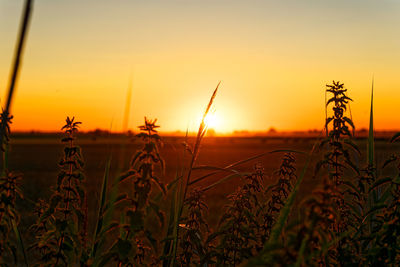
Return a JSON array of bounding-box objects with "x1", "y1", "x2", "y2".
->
[
  {"x1": 1, "y1": 84, "x2": 400, "y2": 266},
  {"x1": 2, "y1": 1, "x2": 400, "y2": 265},
  {"x1": 9, "y1": 134, "x2": 399, "y2": 230}
]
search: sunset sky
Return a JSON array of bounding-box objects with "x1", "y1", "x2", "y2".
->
[{"x1": 1, "y1": 0, "x2": 400, "y2": 134}]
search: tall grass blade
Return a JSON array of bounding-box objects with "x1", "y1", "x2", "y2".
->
[
  {"x1": 325, "y1": 87, "x2": 328, "y2": 137},
  {"x1": 368, "y1": 78, "x2": 374, "y2": 166},
  {"x1": 166, "y1": 82, "x2": 219, "y2": 267},
  {"x1": 390, "y1": 132, "x2": 400, "y2": 143},
  {"x1": 367, "y1": 77, "x2": 376, "y2": 235},
  {"x1": 162, "y1": 134, "x2": 188, "y2": 266},
  {"x1": 1, "y1": 144, "x2": 9, "y2": 176},
  {"x1": 183, "y1": 81, "x2": 220, "y2": 195},
  {"x1": 12, "y1": 219, "x2": 28, "y2": 267},
  {"x1": 122, "y1": 71, "x2": 133, "y2": 133},
  {"x1": 161, "y1": 183, "x2": 177, "y2": 266},
  {"x1": 91, "y1": 155, "x2": 112, "y2": 260},
  {"x1": 170, "y1": 174, "x2": 182, "y2": 267},
  {"x1": 189, "y1": 149, "x2": 305, "y2": 185},
  {"x1": 201, "y1": 172, "x2": 250, "y2": 192},
  {"x1": 0, "y1": 0, "x2": 33, "y2": 151},
  {"x1": 162, "y1": 177, "x2": 182, "y2": 266}
]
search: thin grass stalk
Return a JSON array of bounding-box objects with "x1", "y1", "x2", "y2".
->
[
  {"x1": 90, "y1": 156, "x2": 112, "y2": 260},
  {"x1": 325, "y1": 88, "x2": 328, "y2": 137},
  {"x1": 0, "y1": 0, "x2": 33, "y2": 154},
  {"x1": 189, "y1": 149, "x2": 305, "y2": 186},
  {"x1": 168, "y1": 82, "x2": 219, "y2": 266},
  {"x1": 162, "y1": 131, "x2": 189, "y2": 266},
  {"x1": 0, "y1": 10, "x2": 32, "y2": 257},
  {"x1": 182, "y1": 82, "x2": 220, "y2": 202},
  {"x1": 161, "y1": 176, "x2": 178, "y2": 265},
  {"x1": 200, "y1": 150, "x2": 305, "y2": 192},
  {"x1": 1, "y1": 145, "x2": 8, "y2": 177},
  {"x1": 367, "y1": 78, "x2": 376, "y2": 239},
  {"x1": 12, "y1": 219, "x2": 28, "y2": 267},
  {"x1": 368, "y1": 78, "x2": 375, "y2": 167},
  {"x1": 122, "y1": 72, "x2": 133, "y2": 133},
  {"x1": 115, "y1": 72, "x2": 134, "y2": 175}
]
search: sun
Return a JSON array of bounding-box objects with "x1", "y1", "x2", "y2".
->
[{"x1": 204, "y1": 112, "x2": 219, "y2": 129}]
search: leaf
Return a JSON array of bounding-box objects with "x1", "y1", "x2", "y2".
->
[
  {"x1": 148, "y1": 200, "x2": 165, "y2": 226},
  {"x1": 151, "y1": 176, "x2": 167, "y2": 195},
  {"x1": 115, "y1": 170, "x2": 137, "y2": 185},
  {"x1": 325, "y1": 117, "x2": 334, "y2": 126},
  {"x1": 369, "y1": 177, "x2": 392, "y2": 192},
  {"x1": 189, "y1": 149, "x2": 305, "y2": 185},
  {"x1": 344, "y1": 139, "x2": 361, "y2": 156},
  {"x1": 343, "y1": 116, "x2": 355, "y2": 130},
  {"x1": 342, "y1": 180, "x2": 361, "y2": 197},
  {"x1": 192, "y1": 165, "x2": 239, "y2": 172},
  {"x1": 12, "y1": 220, "x2": 28, "y2": 267},
  {"x1": 103, "y1": 193, "x2": 130, "y2": 214},
  {"x1": 390, "y1": 132, "x2": 400, "y2": 143},
  {"x1": 362, "y1": 204, "x2": 387, "y2": 224},
  {"x1": 382, "y1": 155, "x2": 397, "y2": 169},
  {"x1": 326, "y1": 97, "x2": 336, "y2": 106},
  {"x1": 98, "y1": 221, "x2": 119, "y2": 238},
  {"x1": 90, "y1": 156, "x2": 111, "y2": 259},
  {"x1": 130, "y1": 151, "x2": 143, "y2": 167},
  {"x1": 201, "y1": 172, "x2": 250, "y2": 192}
]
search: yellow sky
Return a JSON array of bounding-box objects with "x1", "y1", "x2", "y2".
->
[{"x1": 1, "y1": 0, "x2": 400, "y2": 133}]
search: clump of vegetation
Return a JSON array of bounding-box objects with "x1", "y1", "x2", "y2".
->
[
  {"x1": 215, "y1": 164, "x2": 264, "y2": 265},
  {"x1": 367, "y1": 135, "x2": 400, "y2": 265},
  {"x1": 0, "y1": 112, "x2": 13, "y2": 153},
  {"x1": 100, "y1": 117, "x2": 165, "y2": 266},
  {"x1": 31, "y1": 117, "x2": 87, "y2": 266},
  {"x1": 0, "y1": 171, "x2": 22, "y2": 264},
  {"x1": 317, "y1": 81, "x2": 358, "y2": 263},
  {"x1": 258, "y1": 153, "x2": 296, "y2": 246},
  {"x1": 178, "y1": 188, "x2": 210, "y2": 266}
]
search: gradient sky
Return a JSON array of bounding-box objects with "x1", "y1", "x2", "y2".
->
[{"x1": 1, "y1": 0, "x2": 400, "y2": 133}]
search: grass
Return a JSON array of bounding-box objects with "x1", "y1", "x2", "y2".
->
[
  {"x1": 1, "y1": 79, "x2": 400, "y2": 266},
  {"x1": 2, "y1": 1, "x2": 400, "y2": 266}
]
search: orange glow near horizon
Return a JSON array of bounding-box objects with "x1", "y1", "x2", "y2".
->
[{"x1": 1, "y1": 1, "x2": 400, "y2": 134}]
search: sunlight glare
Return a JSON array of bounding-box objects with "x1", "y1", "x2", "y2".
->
[{"x1": 204, "y1": 112, "x2": 219, "y2": 129}]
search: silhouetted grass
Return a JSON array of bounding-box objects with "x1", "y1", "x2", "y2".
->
[{"x1": 1, "y1": 7, "x2": 400, "y2": 264}]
